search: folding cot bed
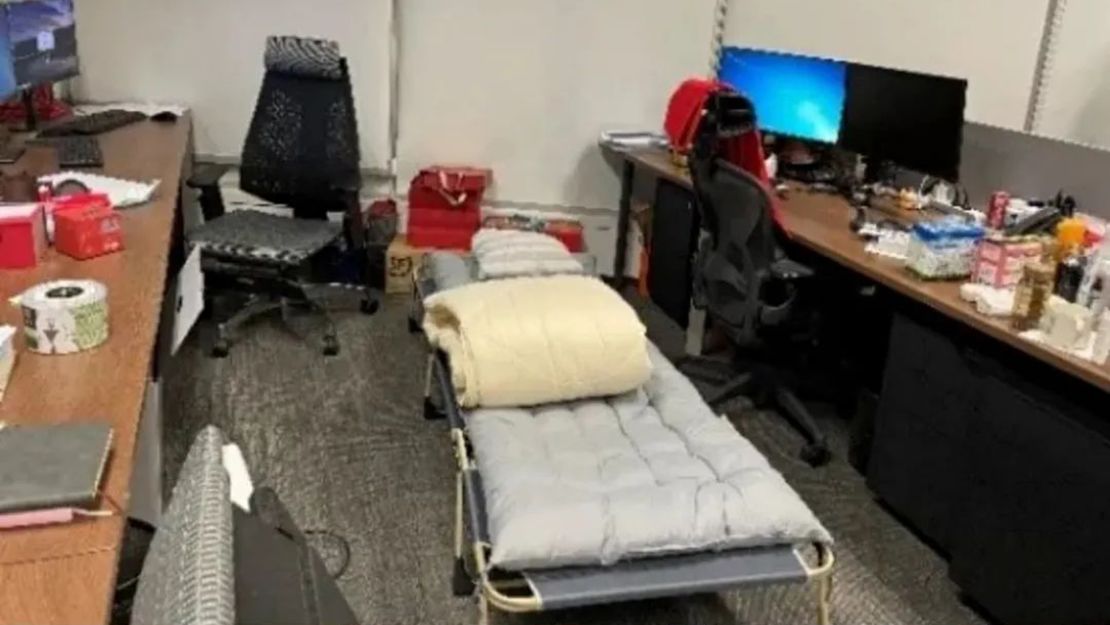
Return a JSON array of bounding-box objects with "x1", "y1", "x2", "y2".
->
[{"x1": 409, "y1": 252, "x2": 835, "y2": 625}]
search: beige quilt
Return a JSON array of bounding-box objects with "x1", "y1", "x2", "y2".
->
[{"x1": 422, "y1": 275, "x2": 651, "y2": 408}]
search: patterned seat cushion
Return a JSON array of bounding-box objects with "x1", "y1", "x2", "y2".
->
[
  {"x1": 188, "y1": 209, "x2": 343, "y2": 266},
  {"x1": 132, "y1": 426, "x2": 234, "y2": 625}
]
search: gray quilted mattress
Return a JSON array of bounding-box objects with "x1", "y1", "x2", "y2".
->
[{"x1": 467, "y1": 344, "x2": 832, "y2": 571}]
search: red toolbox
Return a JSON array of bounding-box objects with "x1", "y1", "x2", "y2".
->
[
  {"x1": 0, "y1": 203, "x2": 47, "y2": 268},
  {"x1": 53, "y1": 193, "x2": 124, "y2": 260}
]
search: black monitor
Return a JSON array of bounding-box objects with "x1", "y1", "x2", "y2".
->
[
  {"x1": 840, "y1": 64, "x2": 967, "y2": 181},
  {"x1": 3, "y1": 0, "x2": 77, "y2": 89}
]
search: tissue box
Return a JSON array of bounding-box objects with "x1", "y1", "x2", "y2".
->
[
  {"x1": 0, "y1": 203, "x2": 46, "y2": 268},
  {"x1": 973, "y1": 235, "x2": 1043, "y2": 288},
  {"x1": 53, "y1": 193, "x2": 124, "y2": 260}
]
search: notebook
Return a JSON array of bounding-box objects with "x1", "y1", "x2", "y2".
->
[{"x1": 0, "y1": 423, "x2": 113, "y2": 514}]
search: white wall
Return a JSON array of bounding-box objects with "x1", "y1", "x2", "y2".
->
[
  {"x1": 723, "y1": 0, "x2": 1050, "y2": 129},
  {"x1": 397, "y1": 0, "x2": 717, "y2": 210},
  {"x1": 1034, "y1": 1, "x2": 1110, "y2": 147},
  {"x1": 73, "y1": 0, "x2": 391, "y2": 167}
]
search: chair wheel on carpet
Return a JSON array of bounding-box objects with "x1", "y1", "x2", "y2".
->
[
  {"x1": 361, "y1": 297, "x2": 379, "y2": 315},
  {"x1": 211, "y1": 338, "x2": 230, "y2": 358},
  {"x1": 323, "y1": 335, "x2": 340, "y2": 356},
  {"x1": 800, "y1": 443, "x2": 831, "y2": 467},
  {"x1": 408, "y1": 316, "x2": 421, "y2": 334},
  {"x1": 424, "y1": 397, "x2": 445, "y2": 420},
  {"x1": 452, "y1": 557, "x2": 475, "y2": 596}
]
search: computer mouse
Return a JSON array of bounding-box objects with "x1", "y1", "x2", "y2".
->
[{"x1": 151, "y1": 111, "x2": 178, "y2": 123}]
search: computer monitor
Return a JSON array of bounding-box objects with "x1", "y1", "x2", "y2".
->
[
  {"x1": 840, "y1": 64, "x2": 967, "y2": 181},
  {"x1": 3, "y1": 0, "x2": 77, "y2": 89},
  {"x1": 717, "y1": 46, "x2": 847, "y2": 144}
]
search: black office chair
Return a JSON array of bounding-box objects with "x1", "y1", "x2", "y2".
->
[
  {"x1": 682, "y1": 92, "x2": 831, "y2": 466},
  {"x1": 187, "y1": 36, "x2": 377, "y2": 358}
]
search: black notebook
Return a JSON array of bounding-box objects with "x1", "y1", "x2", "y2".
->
[{"x1": 0, "y1": 423, "x2": 113, "y2": 513}]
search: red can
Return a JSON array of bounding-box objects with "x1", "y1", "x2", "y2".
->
[{"x1": 988, "y1": 191, "x2": 1010, "y2": 229}]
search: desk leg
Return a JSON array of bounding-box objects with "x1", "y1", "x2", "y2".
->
[{"x1": 612, "y1": 160, "x2": 635, "y2": 281}]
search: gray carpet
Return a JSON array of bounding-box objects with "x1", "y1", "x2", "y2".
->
[{"x1": 163, "y1": 294, "x2": 993, "y2": 625}]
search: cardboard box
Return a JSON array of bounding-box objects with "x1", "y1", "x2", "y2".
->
[{"x1": 386, "y1": 235, "x2": 426, "y2": 294}]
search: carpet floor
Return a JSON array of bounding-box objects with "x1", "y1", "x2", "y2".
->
[{"x1": 162, "y1": 294, "x2": 992, "y2": 625}]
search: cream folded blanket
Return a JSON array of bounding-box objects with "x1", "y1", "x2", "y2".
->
[{"x1": 423, "y1": 275, "x2": 651, "y2": 408}]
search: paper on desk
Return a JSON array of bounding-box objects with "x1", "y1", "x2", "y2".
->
[
  {"x1": 171, "y1": 246, "x2": 205, "y2": 355},
  {"x1": 72, "y1": 102, "x2": 189, "y2": 118},
  {"x1": 0, "y1": 326, "x2": 15, "y2": 403},
  {"x1": 39, "y1": 171, "x2": 160, "y2": 208}
]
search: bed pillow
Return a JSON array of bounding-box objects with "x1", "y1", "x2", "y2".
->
[{"x1": 472, "y1": 229, "x2": 583, "y2": 280}]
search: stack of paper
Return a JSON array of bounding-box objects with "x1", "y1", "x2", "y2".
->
[{"x1": 39, "y1": 171, "x2": 160, "y2": 208}]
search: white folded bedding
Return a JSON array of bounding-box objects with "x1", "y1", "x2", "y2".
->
[
  {"x1": 423, "y1": 275, "x2": 651, "y2": 408},
  {"x1": 467, "y1": 343, "x2": 833, "y2": 571},
  {"x1": 471, "y1": 229, "x2": 583, "y2": 279}
]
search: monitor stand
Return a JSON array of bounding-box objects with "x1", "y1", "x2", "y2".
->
[{"x1": 775, "y1": 139, "x2": 837, "y2": 184}]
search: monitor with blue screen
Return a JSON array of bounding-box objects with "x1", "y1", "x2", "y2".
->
[
  {"x1": 717, "y1": 47, "x2": 847, "y2": 144},
  {"x1": 4, "y1": 0, "x2": 77, "y2": 89}
]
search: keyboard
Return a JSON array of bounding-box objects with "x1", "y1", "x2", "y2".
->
[
  {"x1": 56, "y1": 137, "x2": 104, "y2": 168},
  {"x1": 38, "y1": 109, "x2": 147, "y2": 138}
]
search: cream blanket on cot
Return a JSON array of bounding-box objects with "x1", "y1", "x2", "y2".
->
[{"x1": 422, "y1": 275, "x2": 651, "y2": 408}]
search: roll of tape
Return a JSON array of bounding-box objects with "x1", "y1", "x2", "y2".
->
[{"x1": 13, "y1": 280, "x2": 109, "y2": 355}]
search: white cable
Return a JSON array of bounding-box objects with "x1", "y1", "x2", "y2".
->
[
  {"x1": 708, "y1": 0, "x2": 730, "y2": 77},
  {"x1": 1025, "y1": 0, "x2": 1068, "y2": 133}
]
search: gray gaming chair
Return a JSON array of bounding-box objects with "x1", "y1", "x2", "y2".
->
[{"x1": 681, "y1": 92, "x2": 831, "y2": 466}]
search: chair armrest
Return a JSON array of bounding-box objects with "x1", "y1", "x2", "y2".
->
[
  {"x1": 770, "y1": 258, "x2": 814, "y2": 281},
  {"x1": 187, "y1": 163, "x2": 232, "y2": 190}
]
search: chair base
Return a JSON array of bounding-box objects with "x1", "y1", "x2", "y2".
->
[
  {"x1": 680, "y1": 356, "x2": 832, "y2": 467},
  {"x1": 210, "y1": 292, "x2": 340, "y2": 358}
]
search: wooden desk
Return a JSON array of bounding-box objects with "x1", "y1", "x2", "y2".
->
[
  {"x1": 0, "y1": 118, "x2": 192, "y2": 625},
  {"x1": 608, "y1": 146, "x2": 1110, "y2": 393}
]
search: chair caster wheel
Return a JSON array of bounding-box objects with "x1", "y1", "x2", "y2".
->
[
  {"x1": 800, "y1": 443, "x2": 831, "y2": 467},
  {"x1": 407, "y1": 316, "x2": 421, "y2": 334},
  {"x1": 211, "y1": 338, "x2": 230, "y2": 358},
  {"x1": 360, "y1": 298, "x2": 379, "y2": 315},
  {"x1": 452, "y1": 557, "x2": 474, "y2": 597},
  {"x1": 323, "y1": 335, "x2": 340, "y2": 356},
  {"x1": 424, "y1": 397, "x2": 444, "y2": 420}
]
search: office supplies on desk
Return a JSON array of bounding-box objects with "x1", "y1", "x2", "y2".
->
[
  {"x1": 54, "y1": 135, "x2": 104, "y2": 168},
  {"x1": 0, "y1": 202, "x2": 46, "y2": 268},
  {"x1": 12, "y1": 279, "x2": 109, "y2": 355},
  {"x1": 39, "y1": 170, "x2": 159, "y2": 207},
  {"x1": 598, "y1": 130, "x2": 668, "y2": 150},
  {"x1": 52, "y1": 193, "x2": 123, "y2": 259},
  {"x1": 37, "y1": 109, "x2": 146, "y2": 138},
  {"x1": 906, "y1": 218, "x2": 984, "y2": 279},
  {"x1": 0, "y1": 422, "x2": 112, "y2": 514}
]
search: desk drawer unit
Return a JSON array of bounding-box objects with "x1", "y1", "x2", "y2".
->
[
  {"x1": 951, "y1": 363, "x2": 1110, "y2": 625},
  {"x1": 868, "y1": 310, "x2": 977, "y2": 552}
]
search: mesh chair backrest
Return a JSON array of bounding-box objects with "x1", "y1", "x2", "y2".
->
[
  {"x1": 132, "y1": 426, "x2": 234, "y2": 625},
  {"x1": 689, "y1": 155, "x2": 778, "y2": 337},
  {"x1": 240, "y1": 37, "x2": 360, "y2": 215}
]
